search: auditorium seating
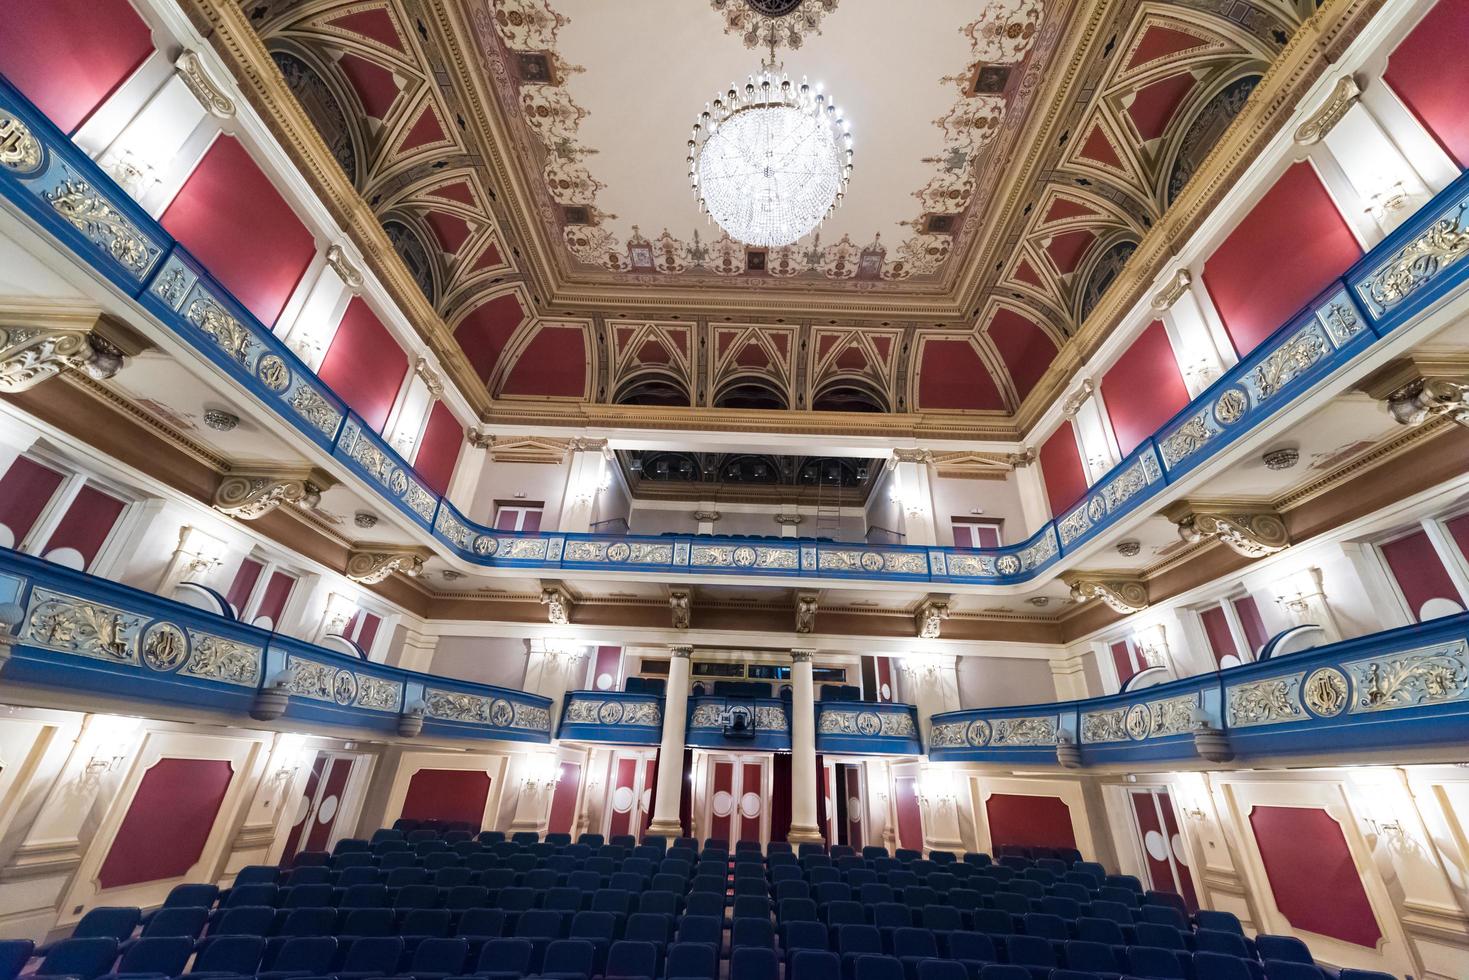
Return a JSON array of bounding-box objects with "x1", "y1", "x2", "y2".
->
[{"x1": 8, "y1": 824, "x2": 1397, "y2": 980}]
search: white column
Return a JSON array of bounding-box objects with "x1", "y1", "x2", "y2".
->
[
  {"x1": 393, "y1": 624, "x2": 439, "y2": 673},
  {"x1": 558, "y1": 439, "x2": 609, "y2": 534},
  {"x1": 788, "y1": 649, "x2": 823, "y2": 845},
  {"x1": 890, "y1": 451, "x2": 938, "y2": 546},
  {"x1": 0, "y1": 410, "x2": 42, "y2": 477},
  {"x1": 646, "y1": 645, "x2": 693, "y2": 838},
  {"x1": 1012, "y1": 455, "x2": 1052, "y2": 536},
  {"x1": 276, "y1": 254, "x2": 356, "y2": 367},
  {"x1": 384, "y1": 360, "x2": 443, "y2": 461},
  {"x1": 153, "y1": 524, "x2": 229, "y2": 597}
]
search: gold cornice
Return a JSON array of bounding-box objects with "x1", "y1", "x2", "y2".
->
[{"x1": 179, "y1": 0, "x2": 495, "y2": 417}]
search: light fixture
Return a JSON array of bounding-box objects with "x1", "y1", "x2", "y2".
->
[
  {"x1": 688, "y1": 45, "x2": 853, "y2": 246},
  {"x1": 520, "y1": 754, "x2": 560, "y2": 792},
  {"x1": 1366, "y1": 817, "x2": 1405, "y2": 840}
]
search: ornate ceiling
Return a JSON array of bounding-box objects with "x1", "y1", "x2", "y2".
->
[{"x1": 237, "y1": 0, "x2": 1309, "y2": 419}]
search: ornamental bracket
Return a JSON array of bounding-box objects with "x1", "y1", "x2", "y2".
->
[
  {"x1": 345, "y1": 549, "x2": 429, "y2": 584},
  {"x1": 669, "y1": 590, "x2": 691, "y2": 630},
  {"x1": 0, "y1": 309, "x2": 148, "y2": 392},
  {"x1": 175, "y1": 50, "x2": 237, "y2": 118},
  {"x1": 213, "y1": 467, "x2": 336, "y2": 520},
  {"x1": 1163, "y1": 501, "x2": 1290, "y2": 558},
  {"x1": 1293, "y1": 75, "x2": 1359, "y2": 145},
  {"x1": 1062, "y1": 572, "x2": 1149, "y2": 614},
  {"x1": 795, "y1": 592, "x2": 818, "y2": 634},
  {"x1": 914, "y1": 596, "x2": 951, "y2": 639},
  {"x1": 1358, "y1": 356, "x2": 1469, "y2": 429},
  {"x1": 540, "y1": 583, "x2": 574, "y2": 626}
]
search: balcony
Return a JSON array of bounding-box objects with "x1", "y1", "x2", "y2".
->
[
  {"x1": 557, "y1": 690, "x2": 664, "y2": 745},
  {"x1": 0, "y1": 548, "x2": 552, "y2": 744},
  {"x1": 686, "y1": 695, "x2": 792, "y2": 751},
  {"x1": 815, "y1": 701, "x2": 923, "y2": 756},
  {"x1": 928, "y1": 612, "x2": 1469, "y2": 768}
]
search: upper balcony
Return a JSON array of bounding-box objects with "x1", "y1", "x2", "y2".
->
[
  {"x1": 2, "y1": 73, "x2": 1469, "y2": 592},
  {"x1": 928, "y1": 611, "x2": 1469, "y2": 769},
  {"x1": 0, "y1": 547, "x2": 552, "y2": 744}
]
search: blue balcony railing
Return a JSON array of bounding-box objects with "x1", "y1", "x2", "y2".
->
[
  {"x1": 685, "y1": 695, "x2": 792, "y2": 751},
  {"x1": 929, "y1": 612, "x2": 1469, "y2": 766},
  {"x1": 0, "y1": 548, "x2": 552, "y2": 743},
  {"x1": 557, "y1": 690, "x2": 664, "y2": 744},
  {"x1": 815, "y1": 701, "x2": 923, "y2": 756},
  {"x1": 2, "y1": 75, "x2": 1468, "y2": 587}
]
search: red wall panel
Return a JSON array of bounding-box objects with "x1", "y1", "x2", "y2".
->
[
  {"x1": 1381, "y1": 529, "x2": 1462, "y2": 621},
  {"x1": 708, "y1": 760, "x2": 733, "y2": 843},
  {"x1": 547, "y1": 762, "x2": 582, "y2": 836},
  {"x1": 1249, "y1": 805, "x2": 1382, "y2": 947},
  {"x1": 280, "y1": 752, "x2": 326, "y2": 863},
  {"x1": 739, "y1": 762, "x2": 763, "y2": 844},
  {"x1": 1039, "y1": 421, "x2": 1089, "y2": 518},
  {"x1": 1156, "y1": 791, "x2": 1198, "y2": 912},
  {"x1": 317, "y1": 299, "x2": 408, "y2": 433},
  {"x1": 607, "y1": 757, "x2": 637, "y2": 839},
  {"x1": 400, "y1": 768, "x2": 490, "y2": 828},
  {"x1": 592, "y1": 646, "x2": 622, "y2": 691},
  {"x1": 1384, "y1": 0, "x2": 1469, "y2": 168},
  {"x1": 1233, "y1": 594, "x2": 1270, "y2": 656},
  {"x1": 303, "y1": 756, "x2": 353, "y2": 853},
  {"x1": 0, "y1": 457, "x2": 63, "y2": 549},
  {"x1": 1101, "y1": 320, "x2": 1189, "y2": 455},
  {"x1": 161, "y1": 137, "x2": 318, "y2": 326},
  {"x1": 0, "y1": 0, "x2": 154, "y2": 133},
  {"x1": 44, "y1": 485, "x2": 126, "y2": 568},
  {"x1": 985, "y1": 793, "x2": 1076, "y2": 850},
  {"x1": 224, "y1": 558, "x2": 264, "y2": 616},
  {"x1": 414, "y1": 401, "x2": 463, "y2": 497},
  {"x1": 1200, "y1": 605, "x2": 1239, "y2": 667},
  {"x1": 98, "y1": 758, "x2": 234, "y2": 890},
  {"x1": 894, "y1": 776, "x2": 923, "y2": 852},
  {"x1": 253, "y1": 570, "x2": 296, "y2": 629},
  {"x1": 640, "y1": 757, "x2": 656, "y2": 835},
  {"x1": 1110, "y1": 640, "x2": 1138, "y2": 687},
  {"x1": 1202, "y1": 163, "x2": 1361, "y2": 356}
]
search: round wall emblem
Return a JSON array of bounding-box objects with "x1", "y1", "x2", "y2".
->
[
  {"x1": 746, "y1": 0, "x2": 806, "y2": 16},
  {"x1": 256, "y1": 355, "x2": 290, "y2": 391},
  {"x1": 0, "y1": 115, "x2": 44, "y2": 175},
  {"x1": 606, "y1": 542, "x2": 631, "y2": 562},
  {"x1": 597, "y1": 701, "x2": 625, "y2": 725},
  {"x1": 141, "y1": 622, "x2": 188, "y2": 671},
  {"x1": 332, "y1": 669, "x2": 358, "y2": 705},
  {"x1": 489, "y1": 699, "x2": 514, "y2": 727},
  {"x1": 473, "y1": 535, "x2": 499, "y2": 556},
  {"x1": 733, "y1": 546, "x2": 758, "y2": 567},
  {"x1": 1124, "y1": 703, "x2": 1151, "y2": 740},
  {"x1": 1303, "y1": 666, "x2": 1349, "y2": 717},
  {"x1": 996, "y1": 554, "x2": 1021, "y2": 575},
  {"x1": 966, "y1": 719, "x2": 992, "y2": 746},
  {"x1": 711, "y1": 790, "x2": 733, "y2": 817},
  {"x1": 740, "y1": 792, "x2": 762, "y2": 818},
  {"x1": 860, "y1": 552, "x2": 883, "y2": 572},
  {"x1": 856, "y1": 712, "x2": 881, "y2": 736},
  {"x1": 1213, "y1": 387, "x2": 1249, "y2": 425},
  {"x1": 1087, "y1": 496, "x2": 1107, "y2": 522},
  {"x1": 389, "y1": 469, "x2": 408, "y2": 494},
  {"x1": 612, "y1": 786, "x2": 635, "y2": 813}
]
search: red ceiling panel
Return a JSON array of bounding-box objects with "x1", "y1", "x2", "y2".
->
[
  {"x1": 500, "y1": 326, "x2": 588, "y2": 398},
  {"x1": 987, "y1": 309, "x2": 1057, "y2": 402},
  {"x1": 454, "y1": 293, "x2": 526, "y2": 384},
  {"x1": 914, "y1": 338, "x2": 1003, "y2": 410}
]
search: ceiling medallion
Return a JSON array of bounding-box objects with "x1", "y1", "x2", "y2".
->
[
  {"x1": 712, "y1": 0, "x2": 840, "y2": 51},
  {"x1": 688, "y1": 55, "x2": 853, "y2": 247}
]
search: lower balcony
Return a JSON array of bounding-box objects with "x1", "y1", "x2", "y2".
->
[
  {"x1": 929, "y1": 611, "x2": 1469, "y2": 768},
  {"x1": 686, "y1": 695, "x2": 792, "y2": 751},
  {"x1": 0, "y1": 548, "x2": 552, "y2": 744},
  {"x1": 557, "y1": 690, "x2": 664, "y2": 744},
  {"x1": 815, "y1": 701, "x2": 923, "y2": 755}
]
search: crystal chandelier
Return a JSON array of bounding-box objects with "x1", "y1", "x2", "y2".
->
[{"x1": 688, "y1": 65, "x2": 853, "y2": 247}]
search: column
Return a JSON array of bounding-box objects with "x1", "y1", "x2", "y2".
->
[
  {"x1": 558, "y1": 439, "x2": 609, "y2": 534},
  {"x1": 646, "y1": 645, "x2": 693, "y2": 838},
  {"x1": 890, "y1": 450, "x2": 937, "y2": 546},
  {"x1": 787, "y1": 649, "x2": 823, "y2": 845}
]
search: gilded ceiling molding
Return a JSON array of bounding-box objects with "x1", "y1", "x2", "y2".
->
[
  {"x1": 1063, "y1": 572, "x2": 1149, "y2": 614},
  {"x1": 345, "y1": 549, "x2": 428, "y2": 584},
  {"x1": 1292, "y1": 75, "x2": 1360, "y2": 145},
  {"x1": 1163, "y1": 501, "x2": 1290, "y2": 558},
  {"x1": 472, "y1": 432, "x2": 572, "y2": 463}
]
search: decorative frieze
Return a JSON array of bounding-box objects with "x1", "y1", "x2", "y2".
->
[
  {"x1": 817, "y1": 707, "x2": 917, "y2": 738},
  {"x1": 285, "y1": 654, "x2": 402, "y2": 711},
  {"x1": 564, "y1": 695, "x2": 662, "y2": 727}
]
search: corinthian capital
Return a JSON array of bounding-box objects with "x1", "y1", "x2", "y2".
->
[
  {"x1": 346, "y1": 549, "x2": 428, "y2": 584},
  {"x1": 1063, "y1": 573, "x2": 1148, "y2": 613},
  {"x1": 1165, "y1": 501, "x2": 1290, "y2": 558}
]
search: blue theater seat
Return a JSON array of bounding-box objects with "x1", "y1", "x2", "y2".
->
[
  {"x1": 603, "y1": 940, "x2": 657, "y2": 980},
  {"x1": 1125, "y1": 945, "x2": 1188, "y2": 979},
  {"x1": 1001, "y1": 934, "x2": 1055, "y2": 980},
  {"x1": 665, "y1": 941, "x2": 717, "y2": 980},
  {"x1": 1255, "y1": 936, "x2": 1314, "y2": 964},
  {"x1": 1264, "y1": 961, "x2": 1330, "y2": 980},
  {"x1": 977, "y1": 966, "x2": 1030, "y2": 980},
  {"x1": 538, "y1": 939, "x2": 594, "y2": 980},
  {"x1": 733, "y1": 946, "x2": 779, "y2": 980},
  {"x1": 391, "y1": 936, "x2": 467, "y2": 980},
  {"x1": 0, "y1": 940, "x2": 32, "y2": 980},
  {"x1": 1063, "y1": 940, "x2": 1124, "y2": 979},
  {"x1": 258, "y1": 936, "x2": 337, "y2": 980},
  {"x1": 32, "y1": 937, "x2": 119, "y2": 980},
  {"x1": 335, "y1": 936, "x2": 405, "y2": 980},
  {"x1": 1193, "y1": 951, "x2": 1256, "y2": 980},
  {"x1": 793, "y1": 950, "x2": 843, "y2": 980},
  {"x1": 177, "y1": 934, "x2": 265, "y2": 979},
  {"x1": 458, "y1": 938, "x2": 531, "y2": 980},
  {"x1": 96, "y1": 935, "x2": 194, "y2": 980},
  {"x1": 854, "y1": 954, "x2": 905, "y2": 980}
]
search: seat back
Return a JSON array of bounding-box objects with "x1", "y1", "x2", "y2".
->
[
  {"x1": 892, "y1": 927, "x2": 937, "y2": 958},
  {"x1": 916, "y1": 960, "x2": 968, "y2": 980},
  {"x1": 195, "y1": 935, "x2": 265, "y2": 975},
  {"x1": 0, "y1": 939, "x2": 33, "y2": 980},
  {"x1": 791, "y1": 949, "x2": 841, "y2": 980},
  {"x1": 341, "y1": 936, "x2": 404, "y2": 972},
  {"x1": 1265, "y1": 961, "x2": 1331, "y2": 980},
  {"x1": 854, "y1": 955, "x2": 904, "y2": 980},
  {"x1": 542, "y1": 939, "x2": 594, "y2": 977},
  {"x1": 477, "y1": 938, "x2": 533, "y2": 976},
  {"x1": 272, "y1": 936, "x2": 337, "y2": 972},
  {"x1": 606, "y1": 939, "x2": 657, "y2": 978},
  {"x1": 144, "y1": 906, "x2": 209, "y2": 940},
  {"x1": 409, "y1": 937, "x2": 468, "y2": 974},
  {"x1": 117, "y1": 936, "x2": 193, "y2": 976},
  {"x1": 37, "y1": 938, "x2": 118, "y2": 980},
  {"x1": 1125, "y1": 945, "x2": 1187, "y2": 980},
  {"x1": 1194, "y1": 951, "x2": 1255, "y2": 980},
  {"x1": 1195, "y1": 929, "x2": 1251, "y2": 958},
  {"x1": 946, "y1": 930, "x2": 997, "y2": 964},
  {"x1": 732, "y1": 917, "x2": 774, "y2": 950},
  {"x1": 837, "y1": 925, "x2": 883, "y2": 956},
  {"x1": 732, "y1": 946, "x2": 779, "y2": 980},
  {"x1": 1256, "y1": 934, "x2": 1314, "y2": 964},
  {"x1": 666, "y1": 942, "x2": 717, "y2": 980}
]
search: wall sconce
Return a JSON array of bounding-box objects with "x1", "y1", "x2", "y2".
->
[
  {"x1": 520, "y1": 755, "x2": 560, "y2": 792},
  {"x1": 1181, "y1": 805, "x2": 1207, "y2": 822},
  {"x1": 1273, "y1": 568, "x2": 1323, "y2": 617},
  {"x1": 1365, "y1": 817, "x2": 1405, "y2": 840},
  {"x1": 323, "y1": 593, "x2": 357, "y2": 636},
  {"x1": 916, "y1": 770, "x2": 956, "y2": 811},
  {"x1": 176, "y1": 526, "x2": 225, "y2": 577},
  {"x1": 85, "y1": 751, "x2": 126, "y2": 776},
  {"x1": 1364, "y1": 180, "x2": 1408, "y2": 220}
]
